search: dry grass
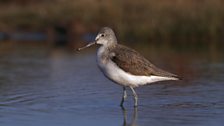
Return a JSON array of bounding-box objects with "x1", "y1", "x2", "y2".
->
[{"x1": 0, "y1": 0, "x2": 224, "y2": 41}]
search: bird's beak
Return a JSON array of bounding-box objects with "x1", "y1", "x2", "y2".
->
[{"x1": 76, "y1": 41, "x2": 96, "y2": 51}]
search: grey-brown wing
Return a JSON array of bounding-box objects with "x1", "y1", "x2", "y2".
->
[{"x1": 111, "y1": 44, "x2": 178, "y2": 78}]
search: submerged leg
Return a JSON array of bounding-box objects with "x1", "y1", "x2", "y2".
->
[
  {"x1": 121, "y1": 107, "x2": 127, "y2": 125},
  {"x1": 130, "y1": 86, "x2": 138, "y2": 107},
  {"x1": 120, "y1": 87, "x2": 127, "y2": 107},
  {"x1": 131, "y1": 107, "x2": 138, "y2": 125}
]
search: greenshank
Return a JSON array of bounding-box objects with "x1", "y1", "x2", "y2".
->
[{"x1": 77, "y1": 27, "x2": 180, "y2": 107}]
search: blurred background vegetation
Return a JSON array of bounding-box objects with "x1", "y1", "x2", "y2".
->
[{"x1": 0, "y1": 0, "x2": 224, "y2": 47}]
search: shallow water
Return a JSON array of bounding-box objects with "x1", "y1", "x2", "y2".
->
[{"x1": 0, "y1": 43, "x2": 224, "y2": 126}]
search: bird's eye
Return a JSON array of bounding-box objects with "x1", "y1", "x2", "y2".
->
[{"x1": 101, "y1": 34, "x2": 105, "y2": 37}]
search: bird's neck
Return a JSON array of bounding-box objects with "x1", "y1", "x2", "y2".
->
[
  {"x1": 97, "y1": 43, "x2": 116, "y2": 58},
  {"x1": 103, "y1": 42, "x2": 117, "y2": 50}
]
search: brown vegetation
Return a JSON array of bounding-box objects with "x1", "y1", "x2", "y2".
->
[{"x1": 0, "y1": 0, "x2": 224, "y2": 42}]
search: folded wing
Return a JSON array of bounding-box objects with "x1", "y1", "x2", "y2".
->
[{"x1": 110, "y1": 44, "x2": 179, "y2": 79}]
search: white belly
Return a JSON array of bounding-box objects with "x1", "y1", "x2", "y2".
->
[{"x1": 97, "y1": 47, "x2": 177, "y2": 87}]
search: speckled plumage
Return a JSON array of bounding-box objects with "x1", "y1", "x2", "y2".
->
[{"x1": 110, "y1": 44, "x2": 179, "y2": 78}]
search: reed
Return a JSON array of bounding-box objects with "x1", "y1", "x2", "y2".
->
[{"x1": 0, "y1": 0, "x2": 223, "y2": 41}]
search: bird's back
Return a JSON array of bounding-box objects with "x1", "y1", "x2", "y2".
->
[{"x1": 110, "y1": 44, "x2": 179, "y2": 79}]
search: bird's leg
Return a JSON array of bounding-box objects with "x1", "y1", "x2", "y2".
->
[
  {"x1": 121, "y1": 107, "x2": 127, "y2": 126},
  {"x1": 131, "y1": 107, "x2": 138, "y2": 125},
  {"x1": 130, "y1": 86, "x2": 138, "y2": 107},
  {"x1": 120, "y1": 87, "x2": 127, "y2": 107}
]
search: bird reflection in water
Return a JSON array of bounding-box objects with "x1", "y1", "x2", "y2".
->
[{"x1": 121, "y1": 107, "x2": 138, "y2": 126}]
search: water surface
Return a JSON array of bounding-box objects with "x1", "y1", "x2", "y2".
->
[{"x1": 0, "y1": 43, "x2": 223, "y2": 126}]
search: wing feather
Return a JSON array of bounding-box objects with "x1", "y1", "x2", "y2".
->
[{"x1": 110, "y1": 44, "x2": 179, "y2": 78}]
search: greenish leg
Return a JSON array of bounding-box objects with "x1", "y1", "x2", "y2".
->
[
  {"x1": 120, "y1": 87, "x2": 127, "y2": 107},
  {"x1": 130, "y1": 86, "x2": 138, "y2": 107}
]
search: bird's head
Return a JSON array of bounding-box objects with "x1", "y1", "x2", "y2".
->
[
  {"x1": 95, "y1": 27, "x2": 117, "y2": 46},
  {"x1": 77, "y1": 27, "x2": 117, "y2": 51}
]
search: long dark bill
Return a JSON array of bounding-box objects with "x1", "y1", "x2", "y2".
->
[{"x1": 76, "y1": 41, "x2": 96, "y2": 51}]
